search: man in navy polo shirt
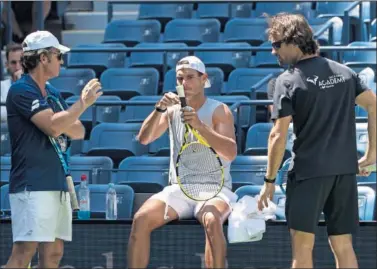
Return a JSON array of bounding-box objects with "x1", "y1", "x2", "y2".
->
[{"x1": 4, "y1": 31, "x2": 102, "y2": 268}]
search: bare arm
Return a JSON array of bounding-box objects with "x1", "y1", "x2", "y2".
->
[
  {"x1": 137, "y1": 92, "x2": 180, "y2": 145},
  {"x1": 137, "y1": 110, "x2": 169, "y2": 145},
  {"x1": 31, "y1": 100, "x2": 87, "y2": 138},
  {"x1": 356, "y1": 90, "x2": 377, "y2": 161},
  {"x1": 195, "y1": 104, "x2": 237, "y2": 161},
  {"x1": 265, "y1": 116, "x2": 292, "y2": 179},
  {"x1": 64, "y1": 120, "x2": 85, "y2": 140}
]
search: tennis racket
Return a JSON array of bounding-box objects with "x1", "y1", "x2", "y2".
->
[
  {"x1": 175, "y1": 85, "x2": 224, "y2": 201},
  {"x1": 46, "y1": 94, "x2": 79, "y2": 211}
]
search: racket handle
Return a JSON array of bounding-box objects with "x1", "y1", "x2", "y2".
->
[
  {"x1": 180, "y1": 97, "x2": 187, "y2": 107},
  {"x1": 66, "y1": 176, "x2": 79, "y2": 211}
]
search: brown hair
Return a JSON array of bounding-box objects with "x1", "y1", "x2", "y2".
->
[
  {"x1": 265, "y1": 12, "x2": 319, "y2": 55},
  {"x1": 6, "y1": 43, "x2": 23, "y2": 60},
  {"x1": 21, "y1": 47, "x2": 53, "y2": 74}
]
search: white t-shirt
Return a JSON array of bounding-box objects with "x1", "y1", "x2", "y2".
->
[{"x1": 1, "y1": 79, "x2": 11, "y2": 122}]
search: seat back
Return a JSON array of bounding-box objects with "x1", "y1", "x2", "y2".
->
[
  {"x1": 75, "y1": 184, "x2": 135, "y2": 219},
  {"x1": 115, "y1": 156, "x2": 170, "y2": 193},
  {"x1": 103, "y1": 19, "x2": 161, "y2": 46}
]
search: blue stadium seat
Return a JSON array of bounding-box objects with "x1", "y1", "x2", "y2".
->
[
  {"x1": 253, "y1": 2, "x2": 314, "y2": 19},
  {"x1": 252, "y1": 42, "x2": 280, "y2": 68},
  {"x1": 100, "y1": 68, "x2": 160, "y2": 100},
  {"x1": 115, "y1": 156, "x2": 169, "y2": 193},
  {"x1": 370, "y1": 19, "x2": 376, "y2": 42},
  {"x1": 103, "y1": 19, "x2": 161, "y2": 47},
  {"x1": 226, "y1": 68, "x2": 283, "y2": 96},
  {"x1": 67, "y1": 43, "x2": 127, "y2": 76},
  {"x1": 138, "y1": 3, "x2": 193, "y2": 29},
  {"x1": 230, "y1": 156, "x2": 268, "y2": 190},
  {"x1": 194, "y1": 43, "x2": 251, "y2": 76},
  {"x1": 66, "y1": 95, "x2": 122, "y2": 124},
  {"x1": 69, "y1": 156, "x2": 114, "y2": 185},
  {"x1": 357, "y1": 186, "x2": 376, "y2": 221},
  {"x1": 356, "y1": 123, "x2": 368, "y2": 155},
  {"x1": 0, "y1": 184, "x2": 10, "y2": 213},
  {"x1": 316, "y1": 1, "x2": 370, "y2": 43},
  {"x1": 48, "y1": 68, "x2": 96, "y2": 99},
  {"x1": 343, "y1": 42, "x2": 376, "y2": 71},
  {"x1": 235, "y1": 185, "x2": 287, "y2": 220},
  {"x1": 164, "y1": 19, "x2": 221, "y2": 46},
  {"x1": 244, "y1": 123, "x2": 293, "y2": 160},
  {"x1": 235, "y1": 185, "x2": 376, "y2": 221},
  {"x1": 196, "y1": 3, "x2": 252, "y2": 28},
  {"x1": 0, "y1": 123, "x2": 10, "y2": 156},
  {"x1": 75, "y1": 184, "x2": 134, "y2": 219},
  {"x1": 0, "y1": 156, "x2": 10, "y2": 186},
  {"x1": 122, "y1": 96, "x2": 159, "y2": 123},
  {"x1": 87, "y1": 123, "x2": 148, "y2": 167},
  {"x1": 129, "y1": 43, "x2": 188, "y2": 72},
  {"x1": 163, "y1": 67, "x2": 225, "y2": 95},
  {"x1": 224, "y1": 18, "x2": 268, "y2": 46}
]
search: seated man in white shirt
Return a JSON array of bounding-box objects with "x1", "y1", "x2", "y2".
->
[{"x1": 1, "y1": 43, "x2": 23, "y2": 122}]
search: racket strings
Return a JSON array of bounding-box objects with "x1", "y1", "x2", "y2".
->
[{"x1": 177, "y1": 143, "x2": 223, "y2": 200}]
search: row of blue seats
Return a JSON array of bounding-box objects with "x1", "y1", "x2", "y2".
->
[
  {"x1": 50, "y1": 63, "x2": 377, "y2": 99},
  {"x1": 103, "y1": 17, "x2": 346, "y2": 47},
  {"x1": 65, "y1": 41, "x2": 377, "y2": 78},
  {"x1": 136, "y1": 2, "x2": 375, "y2": 29},
  {"x1": 1, "y1": 124, "x2": 376, "y2": 189},
  {"x1": 1, "y1": 121, "x2": 370, "y2": 164},
  {"x1": 1, "y1": 182, "x2": 375, "y2": 220}
]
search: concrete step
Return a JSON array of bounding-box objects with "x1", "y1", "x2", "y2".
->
[
  {"x1": 67, "y1": 1, "x2": 93, "y2": 11},
  {"x1": 64, "y1": 11, "x2": 138, "y2": 30},
  {"x1": 93, "y1": 1, "x2": 139, "y2": 12},
  {"x1": 61, "y1": 30, "x2": 105, "y2": 47}
]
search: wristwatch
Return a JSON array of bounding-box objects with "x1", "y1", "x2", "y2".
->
[
  {"x1": 264, "y1": 176, "x2": 276, "y2": 184},
  {"x1": 155, "y1": 105, "x2": 167, "y2": 113}
]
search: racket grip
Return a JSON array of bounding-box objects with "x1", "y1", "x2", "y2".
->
[
  {"x1": 66, "y1": 176, "x2": 79, "y2": 211},
  {"x1": 180, "y1": 97, "x2": 187, "y2": 107}
]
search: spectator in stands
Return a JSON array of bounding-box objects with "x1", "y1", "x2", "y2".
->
[
  {"x1": 1, "y1": 43, "x2": 23, "y2": 122},
  {"x1": 258, "y1": 13, "x2": 377, "y2": 269},
  {"x1": 1, "y1": 1, "x2": 51, "y2": 43},
  {"x1": 4, "y1": 31, "x2": 102, "y2": 269},
  {"x1": 128, "y1": 56, "x2": 237, "y2": 269}
]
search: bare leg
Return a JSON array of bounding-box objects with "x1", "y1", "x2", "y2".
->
[
  {"x1": 38, "y1": 239, "x2": 65, "y2": 268},
  {"x1": 4, "y1": 242, "x2": 38, "y2": 268},
  {"x1": 290, "y1": 229, "x2": 315, "y2": 268},
  {"x1": 197, "y1": 199, "x2": 231, "y2": 268},
  {"x1": 31, "y1": 0, "x2": 51, "y2": 32},
  {"x1": 329, "y1": 234, "x2": 358, "y2": 268},
  {"x1": 1, "y1": 6, "x2": 24, "y2": 39},
  {"x1": 127, "y1": 199, "x2": 179, "y2": 269}
]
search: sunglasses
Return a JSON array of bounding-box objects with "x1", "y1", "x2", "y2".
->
[
  {"x1": 272, "y1": 40, "x2": 285, "y2": 50},
  {"x1": 51, "y1": 52, "x2": 63, "y2": 61}
]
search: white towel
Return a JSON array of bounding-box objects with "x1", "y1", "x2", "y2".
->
[{"x1": 227, "y1": 195, "x2": 277, "y2": 244}]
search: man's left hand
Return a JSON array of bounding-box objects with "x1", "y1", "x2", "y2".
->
[{"x1": 181, "y1": 107, "x2": 204, "y2": 130}]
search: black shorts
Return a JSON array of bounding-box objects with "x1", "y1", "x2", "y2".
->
[{"x1": 285, "y1": 172, "x2": 359, "y2": 235}]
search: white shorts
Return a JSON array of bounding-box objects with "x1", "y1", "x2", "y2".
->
[
  {"x1": 9, "y1": 190, "x2": 72, "y2": 242},
  {"x1": 150, "y1": 184, "x2": 238, "y2": 219}
]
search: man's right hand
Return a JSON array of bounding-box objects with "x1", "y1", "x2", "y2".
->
[
  {"x1": 80, "y1": 79, "x2": 103, "y2": 108},
  {"x1": 358, "y1": 153, "x2": 376, "y2": 176},
  {"x1": 156, "y1": 92, "x2": 180, "y2": 110}
]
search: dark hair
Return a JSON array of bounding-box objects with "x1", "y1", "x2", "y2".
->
[
  {"x1": 6, "y1": 43, "x2": 23, "y2": 60},
  {"x1": 265, "y1": 12, "x2": 319, "y2": 55},
  {"x1": 21, "y1": 47, "x2": 53, "y2": 74}
]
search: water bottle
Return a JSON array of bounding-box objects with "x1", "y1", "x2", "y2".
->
[
  {"x1": 106, "y1": 183, "x2": 117, "y2": 220},
  {"x1": 78, "y1": 174, "x2": 90, "y2": 220}
]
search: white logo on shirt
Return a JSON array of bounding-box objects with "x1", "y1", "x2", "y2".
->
[
  {"x1": 306, "y1": 75, "x2": 319, "y2": 85},
  {"x1": 31, "y1": 99, "x2": 40, "y2": 111}
]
